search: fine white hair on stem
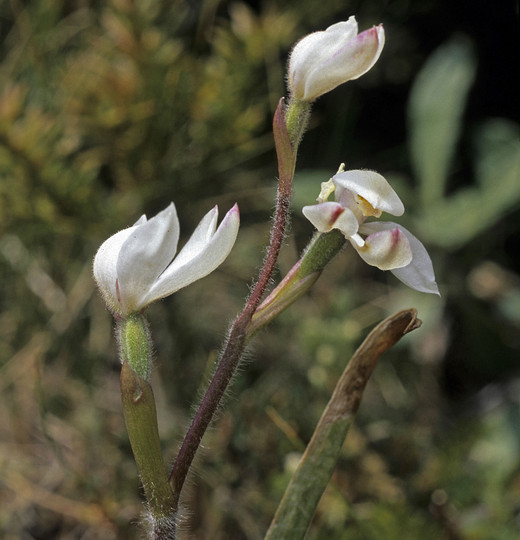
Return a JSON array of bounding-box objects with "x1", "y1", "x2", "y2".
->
[{"x1": 141, "y1": 506, "x2": 178, "y2": 539}]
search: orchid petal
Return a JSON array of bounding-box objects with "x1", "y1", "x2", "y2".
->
[
  {"x1": 93, "y1": 225, "x2": 139, "y2": 314},
  {"x1": 132, "y1": 215, "x2": 147, "y2": 227},
  {"x1": 289, "y1": 18, "x2": 359, "y2": 99},
  {"x1": 167, "y1": 206, "x2": 219, "y2": 269},
  {"x1": 361, "y1": 222, "x2": 440, "y2": 294},
  {"x1": 114, "y1": 203, "x2": 180, "y2": 314},
  {"x1": 288, "y1": 17, "x2": 385, "y2": 102},
  {"x1": 334, "y1": 170, "x2": 404, "y2": 216},
  {"x1": 144, "y1": 204, "x2": 240, "y2": 304},
  {"x1": 302, "y1": 202, "x2": 359, "y2": 236},
  {"x1": 353, "y1": 223, "x2": 412, "y2": 270}
]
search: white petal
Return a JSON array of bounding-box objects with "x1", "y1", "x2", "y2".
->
[
  {"x1": 133, "y1": 215, "x2": 147, "y2": 226},
  {"x1": 302, "y1": 202, "x2": 359, "y2": 236},
  {"x1": 303, "y1": 25, "x2": 384, "y2": 100},
  {"x1": 93, "y1": 225, "x2": 139, "y2": 314},
  {"x1": 361, "y1": 222, "x2": 440, "y2": 294},
  {"x1": 289, "y1": 18, "x2": 359, "y2": 100},
  {"x1": 116, "y1": 203, "x2": 180, "y2": 313},
  {"x1": 334, "y1": 170, "x2": 404, "y2": 216},
  {"x1": 288, "y1": 17, "x2": 385, "y2": 101},
  {"x1": 143, "y1": 204, "x2": 240, "y2": 303},
  {"x1": 166, "y1": 206, "x2": 218, "y2": 269},
  {"x1": 355, "y1": 223, "x2": 412, "y2": 270}
]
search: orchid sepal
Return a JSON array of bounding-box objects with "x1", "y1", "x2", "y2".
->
[
  {"x1": 334, "y1": 170, "x2": 405, "y2": 217},
  {"x1": 302, "y1": 201, "x2": 359, "y2": 237},
  {"x1": 360, "y1": 222, "x2": 440, "y2": 295},
  {"x1": 288, "y1": 17, "x2": 385, "y2": 102},
  {"x1": 353, "y1": 224, "x2": 412, "y2": 271}
]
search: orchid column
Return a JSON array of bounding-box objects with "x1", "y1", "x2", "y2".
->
[{"x1": 93, "y1": 203, "x2": 239, "y2": 538}]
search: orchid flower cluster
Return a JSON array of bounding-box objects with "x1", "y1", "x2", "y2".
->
[{"x1": 93, "y1": 15, "x2": 438, "y2": 540}]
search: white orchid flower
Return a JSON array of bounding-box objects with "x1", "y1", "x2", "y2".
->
[
  {"x1": 288, "y1": 16, "x2": 385, "y2": 102},
  {"x1": 94, "y1": 203, "x2": 240, "y2": 316},
  {"x1": 302, "y1": 170, "x2": 439, "y2": 294}
]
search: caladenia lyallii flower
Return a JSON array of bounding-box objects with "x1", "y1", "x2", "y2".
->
[
  {"x1": 93, "y1": 202, "x2": 240, "y2": 317},
  {"x1": 303, "y1": 169, "x2": 439, "y2": 294},
  {"x1": 94, "y1": 201, "x2": 240, "y2": 538},
  {"x1": 288, "y1": 16, "x2": 385, "y2": 102}
]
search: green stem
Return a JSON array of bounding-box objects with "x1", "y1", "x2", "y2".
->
[
  {"x1": 118, "y1": 314, "x2": 176, "y2": 538},
  {"x1": 248, "y1": 230, "x2": 346, "y2": 337},
  {"x1": 119, "y1": 313, "x2": 153, "y2": 382},
  {"x1": 121, "y1": 362, "x2": 177, "y2": 538},
  {"x1": 284, "y1": 98, "x2": 312, "y2": 148}
]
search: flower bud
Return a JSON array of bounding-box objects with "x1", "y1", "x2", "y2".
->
[{"x1": 288, "y1": 16, "x2": 385, "y2": 102}]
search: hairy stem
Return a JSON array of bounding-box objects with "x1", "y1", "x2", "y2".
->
[
  {"x1": 120, "y1": 361, "x2": 176, "y2": 538},
  {"x1": 168, "y1": 98, "x2": 310, "y2": 507},
  {"x1": 248, "y1": 230, "x2": 346, "y2": 337}
]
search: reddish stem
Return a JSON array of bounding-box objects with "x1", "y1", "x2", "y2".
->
[{"x1": 168, "y1": 100, "x2": 298, "y2": 506}]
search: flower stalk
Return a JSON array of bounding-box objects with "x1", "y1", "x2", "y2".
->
[
  {"x1": 248, "y1": 230, "x2": 346, "y2": 337},
  {"x1": 118, "y1": 313, "x2": 153, "y2": 381},
  {"x1": 119, "y1": 324, "x2": 176, "y2": 539},
  {"x1": 245, "y1": 98, "x2": 298, "y2": 313},
  {"x1": 167, "y1": 19, "x2": 395, "y2": 508},
  {"x1": 168, "y1": 97, "x2": 309, "y2": 508},
  {"x1": 284, "y1": 98, "x2": 312, "y2": 150}
]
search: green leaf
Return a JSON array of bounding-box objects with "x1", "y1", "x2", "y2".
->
[
  {"x1": 265, "y1": 310, "x2": 421, "y2": 540},
  {"x1": 418, "y1": 119, "x2": 520, "y2": 248},
  {"x1": 408, "y1": 39, "x2": 477, "y2": 207},
  {"x1": 474, "y1": 118, "x2": 520, "y2": 193}
]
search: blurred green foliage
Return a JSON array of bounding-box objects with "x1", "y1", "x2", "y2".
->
[
  {"x1": 408, "y1": 38, "x2": 520, "y2": 248},
  {"x1": 1, "y1": 0, "x2": 519, "y2": 539}
]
